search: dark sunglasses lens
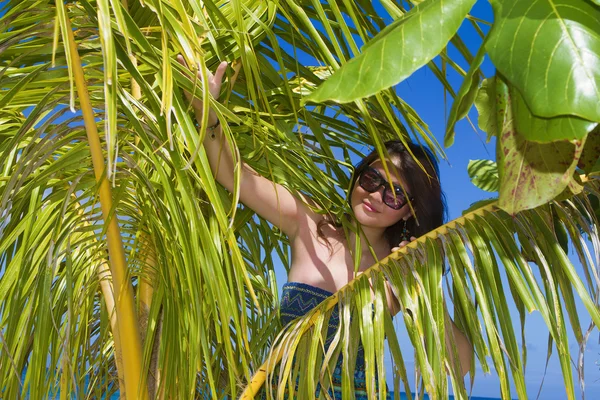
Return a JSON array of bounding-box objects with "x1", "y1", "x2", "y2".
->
[
  {"x1": 383, "y1": 188, "x2": 406, "y2": 210},
  {"x1": 359, "y1": 169, "x2": 381, "y2": 192}
]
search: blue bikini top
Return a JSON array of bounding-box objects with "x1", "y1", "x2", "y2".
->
[
  {"x1": 280, "y1": 281, "x2": 338, "y2": 327},
  {"x1": 279, "y1": 282, "x2": 365, "y2": 369}
]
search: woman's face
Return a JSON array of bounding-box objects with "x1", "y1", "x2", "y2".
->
[{"x1": 350, "y1": 160, "x2": 412, "y2": 230}]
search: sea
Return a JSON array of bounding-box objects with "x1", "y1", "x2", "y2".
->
[
  {"x1": 19, "y1": 372, "x2": 504, "y2": 399},
  {"x1": 68, "y1": 389, "x2": 504, "y2": 400},
  {"x1": 87, "y1": 391, "x2": 503, "y2": 399},
  {"x1": 103, "y1": 393, "x2": 501, "y2": 399}
]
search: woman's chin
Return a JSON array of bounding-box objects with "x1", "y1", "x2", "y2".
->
[{"x1": 353, "y1": 208, "x2": 384, "y2": 227}]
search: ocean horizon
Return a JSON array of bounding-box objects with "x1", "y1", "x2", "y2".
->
[
  {"x1": 105, "y1": 394, "x2": 502, "y2": 400},
  {"x1": 19, "y1": 371, "x2": 505, "y2": 399},
  {"x1": 102, "y1": 392, "x2": 503, "y2": 399},
  {"x1": 102, "y1": 389, "x2": 506, "y2": 400}
]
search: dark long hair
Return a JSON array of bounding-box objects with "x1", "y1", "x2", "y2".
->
[{"x1": 349, "y1": 140, "x2": 447, "y2": 250}]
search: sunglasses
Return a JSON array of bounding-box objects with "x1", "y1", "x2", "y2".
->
[{"x1": 358, "y1": 167, "x2": 411, "y2": 210}]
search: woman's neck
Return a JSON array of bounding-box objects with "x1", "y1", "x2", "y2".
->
[{"x1": 350, "y1": 226, "x2": 388, "y2": 256}]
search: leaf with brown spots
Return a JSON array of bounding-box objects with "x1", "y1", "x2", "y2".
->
[
  {"x1": 496, "y1": 78, "x2": 587, "y2": 214},
  {"x1": 577, "y1": 125, "x2": 600, "y2": 174}
]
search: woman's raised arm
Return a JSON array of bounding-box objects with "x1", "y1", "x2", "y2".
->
[{"x1": 177, "y1": 56, "x2": 313, "y2": 239}]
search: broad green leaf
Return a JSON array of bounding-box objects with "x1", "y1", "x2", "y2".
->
[
  {"x1": 589, "y1": 158, "x2": 600, "y2": 176},
  {"x1": 487, "y1": 0, "x2": 600, "y2": 121},
  {"x1": 486, "y1": 75, "x2": 592, "y2": 213},
  {"x1": 467, "y1": 159, "x2": 499, "y2": 192},
  {"x1": 511, "y1": 85, "x2": 597, "y2": 143},
  {"x1": 303, "y1": 0, "x2": 477, "y2": 104}
]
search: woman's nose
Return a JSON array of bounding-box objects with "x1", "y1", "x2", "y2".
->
[{"x1": 368, "y1": 187, "x2": 385, "y2": 203}]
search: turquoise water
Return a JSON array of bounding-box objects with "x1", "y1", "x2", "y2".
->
[
  {"x1": 24, "y1": 373, "x2": 502, "y2": 400},
  {"x1": 102, "y1": 392, "x2": 501, "y2": 399},
  {"x1": 387, "y1": 395, "x2": 500, "y2": 400},
  {"x1": 102, "y1": 391, "x2": 504, "y2": 399},
  {"x1": 17, "y1": 372, "x2": 503, "y2": 399}
]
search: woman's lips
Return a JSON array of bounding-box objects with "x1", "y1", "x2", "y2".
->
[{"x1": 363, "y1": 201, "x2": 378, "y2": 213}]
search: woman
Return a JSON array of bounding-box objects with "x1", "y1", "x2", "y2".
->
[{"x1": 177, "y1": 57, "x2": 473, "y2": 398}]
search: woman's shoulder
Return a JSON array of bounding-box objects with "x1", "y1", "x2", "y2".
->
[
  {"x1": 290, "y1": 195, "x2": 348, "y2": 241},
  {"x1": 293, "y1": 208, "x2": 344, "y2": 241}
]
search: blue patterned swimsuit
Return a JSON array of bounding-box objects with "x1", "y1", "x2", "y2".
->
[{"x1": 268, "y1": 281, "x2": 389, "y2": 399}]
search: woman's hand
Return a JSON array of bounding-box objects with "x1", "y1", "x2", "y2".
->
[
  {"x1": 385, "y1": 236, "x2": 417, "y2": 315},
  {"x1": 176, "y1": 55, "x2": 227, "y2": 126},
  {"x1": 391, "y1": 236, "x2": 416, "y2": 253}
]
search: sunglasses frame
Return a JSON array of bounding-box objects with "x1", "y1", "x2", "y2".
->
[{"x1": 358, "y1": 166, "x2": 411, "y2": 210}]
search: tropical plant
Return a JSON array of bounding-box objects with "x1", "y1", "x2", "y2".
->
[{"x1": 0, "y1": 1, "x2": 598, "y2": 400}]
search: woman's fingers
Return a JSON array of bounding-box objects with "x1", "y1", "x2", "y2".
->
[
  {"x1": 176, "y1": 55, "x2": 195, "y2": 101},
  {"x1": 207, "y1": 61, "x2": 228, "y2": 100},
  {"x1": 213, "y1": 61, "x2": 228, "y2": 87},
  {"x1": 176, "y1": 56, "x2": 228, "y2": 121},
  {"x1": 176, "y1": 55, "x2": 226, "y2": 87},
  {"x1": 176, "y1": 54, "x2": 190, "y2": 74},
  {"x1": 391, "y1": 236, "x2": 417, "y2": 253},
  {"x1": 391, "y1": 241, "x2": 409, "y2": 253}
]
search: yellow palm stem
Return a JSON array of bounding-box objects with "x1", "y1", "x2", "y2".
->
[
  {"x1": 98, "y1": 262, "x2": 127, "y2": 398},
  {"x1": 240, "y1": 201, "x2": 499, "y2": 398},
  {"x1": 138, "y1": 234, "x2": 156, "y2": 317},
  {"x1": 71, "y1": 192, "x2": 127, "y2": 397},
  {"x1": 117, "y1": 0, "x2": 156, "y2": 391},
  {"x1": 130, "y1": 56, "x2": 141, "y2": 100},
  {"x1": 63, "y1": 13, "x2": 148, "y2": 400},
  {"x1": 60, "y1": 352, "x2": 68, "y2": 400},
  {"x1": 137, "y1": 235, "x2": 162, "y2": 398}
]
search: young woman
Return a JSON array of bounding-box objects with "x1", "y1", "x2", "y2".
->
[{"x1": 177, "y1": 57, "x2": 473, "y2": 398}]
